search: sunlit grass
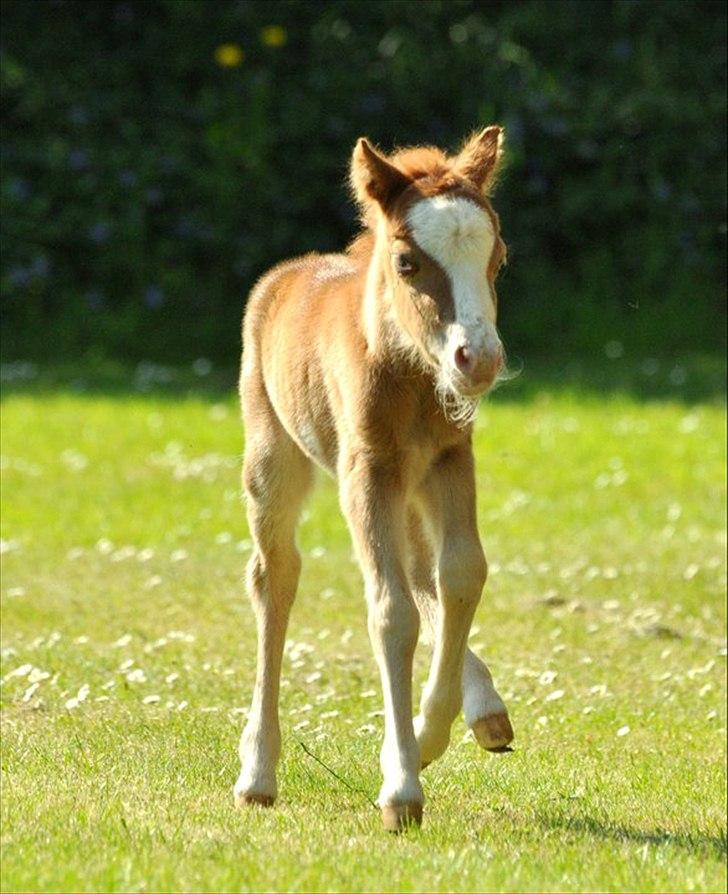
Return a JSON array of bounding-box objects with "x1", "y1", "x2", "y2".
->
[{"x1": 1, "y1": 359, "x2": 726, "y2": 893}]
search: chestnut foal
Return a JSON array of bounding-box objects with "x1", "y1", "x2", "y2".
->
[{"x1": 236, "y1": 127, "x2": 514, "y2": 831}]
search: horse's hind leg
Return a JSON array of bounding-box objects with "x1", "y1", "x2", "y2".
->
[{"x1": 234, "y1": 397, "x2": 313, "y2": 807}]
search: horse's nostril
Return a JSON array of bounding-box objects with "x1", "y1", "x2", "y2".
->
[{"x1": 454, "y1": 345, "x2": 474, "y2": 374}]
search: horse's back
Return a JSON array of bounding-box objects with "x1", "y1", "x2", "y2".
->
[
  {"x1": 243, "y1": 251, "x2": 361, "y2": 355},
  {"x1": 240, "y1": 249, "x2": 365, "y2": 470}
]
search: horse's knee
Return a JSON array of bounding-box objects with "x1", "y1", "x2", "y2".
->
[
  {"x1": 439, "y1": 539, "x2": 487, "y2": 608},
  {"x1": 246, "y1": 547, "x2": 301, "y2": 610},
  {"x1": 367, "y1": 587, "x2": 420, "y2": 654}
]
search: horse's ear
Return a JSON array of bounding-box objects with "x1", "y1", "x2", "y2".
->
[
  {"x1": 351, "y1": 138, "x2": 411, "y2": 211},
  {"x1": 454, "y1": 126, "x2": 504, "y2": 194}
]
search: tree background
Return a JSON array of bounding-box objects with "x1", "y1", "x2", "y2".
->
[{"x1": 1, "y1": 0, "x2": 726, "y2": 364}]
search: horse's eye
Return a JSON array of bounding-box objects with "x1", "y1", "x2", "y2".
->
[{"x1": 393, "y1": 253, "x2": 418, "y2": 277}]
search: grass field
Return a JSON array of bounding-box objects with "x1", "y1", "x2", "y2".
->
[{"x1": 1, "y1": 357, "x2": 726, "y2": 894}]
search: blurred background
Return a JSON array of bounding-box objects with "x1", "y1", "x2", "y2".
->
[{"x1": 1, "y1": 0, "x2": 726, "y2": 367}]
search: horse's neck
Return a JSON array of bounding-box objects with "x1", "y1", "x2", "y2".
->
[{"x1": 361, "y1": 239, "x2": 411, "y2": 365}]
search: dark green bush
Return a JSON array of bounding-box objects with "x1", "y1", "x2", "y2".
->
[{"x1": 1, "y1": 0, "x2": 725, "y2": 363}]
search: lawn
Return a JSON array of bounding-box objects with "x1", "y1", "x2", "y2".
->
[{"x1": 1, "y1": 356, "x2": 726, "y2": 894}]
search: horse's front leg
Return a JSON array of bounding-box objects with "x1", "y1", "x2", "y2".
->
[
  {"x1": 414, "y1": 444, "x2": 493, "y2": 766},
  {"x1": 339, "y1": 450, "x2": 423, "y2": 832},
  {"x1": 408, "y1": 508, "x2": 513, "y2": 757}
]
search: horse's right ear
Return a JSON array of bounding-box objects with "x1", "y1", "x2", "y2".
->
[{"x1": 351, "y1": 138, "x2": 411, "y2": 211}]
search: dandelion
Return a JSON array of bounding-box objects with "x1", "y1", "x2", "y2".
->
[
  {"x1": 261, "y1": 25, "x2": 288, "y2": 48},
  {"x1": 126, "y1": 669, "x2": 147, "y2": 683},
  {"x1": 616, "y1": 725, "x2": 631, "y2": 737},
  {"x1": 142, "y1": 694, "x2": 161, "y2": 705},
  {"x1": 5, "y1": 663, "x2": 33, "y2": 680},
  {"x1": 215, "y1": 43, "x2": 244, "y2": 67},
  {"x1": 22, "y1": 682, "x2": 40, "y2": 702},
  {"x1": 356, "y1": 724, "x2": 377, "y2": 735},
  {"x1": 170, "y1": 549, "x2": 188, "y2": 563},
  {"x1": 64, "y1": 684, "x2": 90, "y2": 710},
  {"x1": 28, "y1": 668, "x2": 50, "y2": 683},
  {"x1": 545, "y1": 689, "x2": 565, "y2": 702}
]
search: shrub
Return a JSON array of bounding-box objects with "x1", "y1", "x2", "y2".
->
[{"x1": 1, "y1": 0, "x2": 725, "y2": 363}]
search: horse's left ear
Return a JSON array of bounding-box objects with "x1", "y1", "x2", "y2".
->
[{"x1": 454, "y1": 126, "x2": 504, "y2": 194}]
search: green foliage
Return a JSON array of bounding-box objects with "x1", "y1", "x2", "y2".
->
[{"x1": 1, "y1": 0, "x2": 726, "y2": 363}]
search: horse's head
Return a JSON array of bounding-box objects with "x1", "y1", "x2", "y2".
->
[{"x1": 351, "y1": 128, "x2": 507, "y2": 405}]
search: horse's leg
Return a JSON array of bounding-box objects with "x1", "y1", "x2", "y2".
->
[
  {"x1": 407, "y1": 508, "x2": 513, "y2": 761},
  {"x1": 339, "y1": 449, "x2": 422, "y2": 831},
  {"x1": 411, "y1": 444, "x2": 512, "y2": 768},
  {"x1": 234, "y1": 399, "x2": 313, "y2": 807}
]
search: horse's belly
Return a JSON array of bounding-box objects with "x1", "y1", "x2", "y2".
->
[{"x1": 266, "y1": 363, "x2": 338, "y2": 475}]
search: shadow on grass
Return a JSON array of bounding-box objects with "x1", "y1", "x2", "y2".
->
[
  {"x1": 0, "y1": 355, "x2": 725, "y2": 404},
  {"x1": 537, "y1": 812, "x2": 727, "y2": 860}
]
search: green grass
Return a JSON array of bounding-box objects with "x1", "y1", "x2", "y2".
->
[{"x1": 1, "y1": 357, "x2": 726, "y2": 894}]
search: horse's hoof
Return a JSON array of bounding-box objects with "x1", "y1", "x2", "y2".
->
[
  {"x1": 381, "y1": 802, "x2": 423, "y2": 833},
  {"x1": 471, "y1": 711, "x2": 514, "y2": 752},
  {"x1": 235, "y1": 791, "x2": 276, "y2": 808}
]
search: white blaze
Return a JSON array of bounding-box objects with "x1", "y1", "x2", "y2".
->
[{"x1": 406, "y1": 195, "x2": 500, "y2": 362}]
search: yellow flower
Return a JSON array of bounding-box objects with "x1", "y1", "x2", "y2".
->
[
  {"x1": 215, "y1": 44, "x2": 244, "y2": 68},
  {"x1": 261, "y1": 25, "x2": 287, "y2": 48}
]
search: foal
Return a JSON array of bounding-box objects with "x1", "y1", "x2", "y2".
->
[{"x1": 236, "y1": 127, "x2": 514, "y2": 831}]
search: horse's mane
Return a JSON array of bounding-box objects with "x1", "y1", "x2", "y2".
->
[
  {"x1": 387, "y1": 145, "x2": 450, "y2": 182},
  {"x1": 346, "y1": 230, "x2": 375, "y2": 261}
]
